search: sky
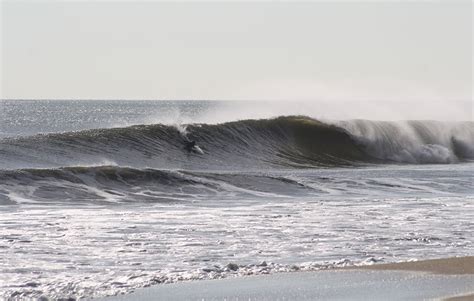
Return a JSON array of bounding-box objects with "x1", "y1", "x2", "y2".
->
[{"x1": 0, "y1": 1, "x2": 472, "y2": 102}]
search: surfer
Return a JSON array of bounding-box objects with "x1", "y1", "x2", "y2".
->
[{"x1": 184, "y1": 140, "x2": 196, "y2": 152}]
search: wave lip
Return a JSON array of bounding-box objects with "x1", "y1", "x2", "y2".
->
[{"x1": 0, "y1": 116, "x2": 472, "y2": 170}]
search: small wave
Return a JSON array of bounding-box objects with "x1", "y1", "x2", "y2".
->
[
  {"x1": 1, "y1": 164, "x2": 471, "y2": 205},
  {"x1": 0, "y1": 166, "x2": 313, "y2": 205}
]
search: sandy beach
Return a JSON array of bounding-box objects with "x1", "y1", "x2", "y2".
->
[
  {"x1": 99, "y1": 256, "x2": 474, "y2": 301},
  {"x1": 358, "y1": 256, "x2": 474, "y2": 275}
]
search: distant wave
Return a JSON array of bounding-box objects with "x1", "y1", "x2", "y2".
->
[{"x1": 0, "y1": 116, "x2": 472, "y2": 171}]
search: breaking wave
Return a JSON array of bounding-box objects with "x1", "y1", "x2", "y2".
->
[
  {"x1": 339, "y1": 119, "x2": 473, "y2": 164},
  {"x1": 1, "y1": 116, "x2": 472, "y2": 171}
]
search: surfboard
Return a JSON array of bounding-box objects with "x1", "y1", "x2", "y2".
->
[{"x1": 193, "y1": 145, "x2": 204, "y2": 154}]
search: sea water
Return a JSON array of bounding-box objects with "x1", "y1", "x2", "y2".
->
[{"x1": 0, "y1": 100, "x2": 472, "y2": 299}]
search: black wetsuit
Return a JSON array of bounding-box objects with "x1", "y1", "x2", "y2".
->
[{"x1": 184, "y1": 140, "x2": 196, "y2": 152}]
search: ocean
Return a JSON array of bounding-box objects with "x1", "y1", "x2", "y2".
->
[{"x1": 0, "y1": 100, "x2": 473, "y2": 299}]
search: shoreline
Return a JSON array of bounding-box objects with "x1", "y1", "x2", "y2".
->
[{"x1": 100, "y1": 256, "x2": 474, "y2": 300}]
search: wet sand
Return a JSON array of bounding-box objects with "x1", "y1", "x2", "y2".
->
[
  {"x1": 100, "y1": 257, "x2": 474, "y2": 301},
  {"x1": 444, "y1": 293, "x2": 474, "y2": 301},
  {"x1": 358, "y1": 256, "x2": 474, "y2": 275},
  {"x1": 361, "y1": 256, "x2": 474, "y2": 301}
]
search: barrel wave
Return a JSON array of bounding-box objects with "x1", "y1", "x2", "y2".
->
[{"x1": 1, "y1": 116, "x2": 472, "y2": 171}]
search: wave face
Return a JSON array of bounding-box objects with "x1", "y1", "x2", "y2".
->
[{"x1": 1, "y1": 116, "x2": 473, "y2": 171}]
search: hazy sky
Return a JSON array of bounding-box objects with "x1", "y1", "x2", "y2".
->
[{"x1": 1, "y1": 1, "x2": 472, "y2": 101}]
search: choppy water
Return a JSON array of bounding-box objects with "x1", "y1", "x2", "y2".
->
[{"x1": 0, "y1": 100, "x2": 473, "y2": 300}]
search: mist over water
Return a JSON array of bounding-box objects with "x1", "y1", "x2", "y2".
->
[
  {"x1": 0, "y1": 99, "x2": 471, "y2": 138},
  {"x1": 193, "y1": 99, "x2": 472, "y2": 124}
]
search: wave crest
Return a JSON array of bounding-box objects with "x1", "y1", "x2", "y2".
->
[{"x1": 338, "y1": 119, "x2": 473, "y2": 164}]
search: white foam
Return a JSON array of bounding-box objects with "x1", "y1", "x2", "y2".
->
[{"x1": 338, "y1": 120, "x2": 473, "y2": 163}]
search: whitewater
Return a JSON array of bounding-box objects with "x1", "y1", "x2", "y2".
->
[{"x1": 0, "y1": 100, "x2": 473, "y2": 299}]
